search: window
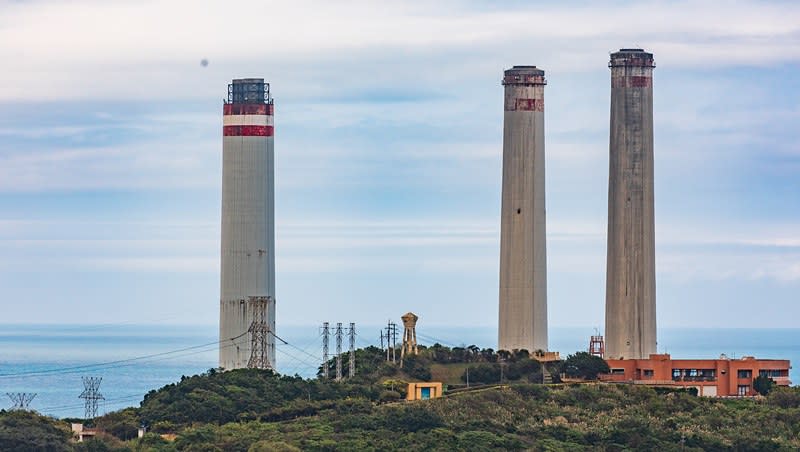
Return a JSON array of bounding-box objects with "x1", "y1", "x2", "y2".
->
[
  {"x1": 610, "y1": 368, "x2": 625, "y2": 375},
  {"x1": 643, "y1": 369, "x2": 654, "y2": 378},
  {"x1": 759, "y1": 369, "x2": 786, "y2": 378},
  {"x1": 738, "y1": 385, "x2": 749, "y2": 396},
  {"x1": 699, "y1": 369, "x2": 716, "y2": 379},
  {"x1": 672, "y1": 369, "x2": 682, "y2": 379},
  {"x1": 737, "y1": 369, "x2": 752, "y2": 379}
]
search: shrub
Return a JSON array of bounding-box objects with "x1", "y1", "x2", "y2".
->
[
  {"x1": 768, "y1": 387, "x2": 800, "y2": 409},
  {"x1": 379, "y1": 390, "x2": 402, "y2": 403},
  {"x1": 462, "y1": 364, "x2": 500, "y2": 384},
  {"x1": 0, "y1": 410, "x2": 70, "y2": 452}
]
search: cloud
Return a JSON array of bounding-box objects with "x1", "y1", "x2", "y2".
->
[
  {"x1": 0, "y1": 1, "x2": 799, "y2": 101},
  {"x1": 0, "y1": 0, "x2": 798, "y2": 326}
]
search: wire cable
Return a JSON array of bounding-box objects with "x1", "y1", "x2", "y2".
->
[{"x1": 0, "y1": 331, "x2": 247, "y2": 379}]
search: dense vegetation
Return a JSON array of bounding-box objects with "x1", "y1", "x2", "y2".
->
[
  {"x1": 561, "y1": 352, "x2": 611, "y2": 380},
  {"x1": 3, "y1": 346, "x2": 799, "y2": 451},
  {"x1": 0, "y1": 409, "x2": 71, "y2": 451},
  {"x1": 6, "y1": 380, "x2": 800, "y2": 451}
]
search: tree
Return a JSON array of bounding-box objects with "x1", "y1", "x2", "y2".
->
[
  {"x1": 462, "y1": 364, "x2": 500, "y2": 384},
  {"x1": 95, "y1": 407, "x2": 139, "y2": 440},
  {"x1": 561, "y1": 352, "x2": 610, "y2": 380},
  {"x1": 402, "y1": 355, "x2": 432, "y2": 381},
  {"x1": 753, "y1": 375, "x2": 775, "y2": 396}
]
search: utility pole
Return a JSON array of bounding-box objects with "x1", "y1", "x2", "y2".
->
[
  {"x1": 391, "y1": 321, "x2": 398, "y2": 363},
  {"x1": 385, "y1": 320, "x2": 398, "y2": 363},
  {"x1": 335, "y1": 322, "x2": 343, "y2": 381},
  {"x1": 380, "y1": 329, "x2": 385, "y2": 350},
  {"x1": 321, "y1": 322, "x2": 330, "y2": 379},
  {"x1": 79, "y1": 377, "x2": 105, "y2": 420},
  {"x1": 385, "y1": 321, "x2": 390, "y2": 362},
  {"x1": 6, "y1": 393, "x2": 36, "y2": 410},
  {"x1": 247, "y1": 296, "x2": 272, "y2": 370},
  {"x1": 348, "y1": 322, "x2": 356, "y2": 378}
]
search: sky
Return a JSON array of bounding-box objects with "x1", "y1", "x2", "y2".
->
[{"x1": 0, "y1": 0, "x2": 798, "y2": 330}]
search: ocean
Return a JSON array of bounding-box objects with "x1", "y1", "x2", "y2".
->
[{"x1": 0, "y1": 324, "x2": 796, "y2": 419}]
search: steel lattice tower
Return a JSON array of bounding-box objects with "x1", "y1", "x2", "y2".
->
[
  {"x1": 321, "y1": 322, "x2": 330, "y2": 379},
  {"x1": 79, "y1": 377, "x2": 104, "y2": 420},
  {"x1": 247, "y1": 296, "x2": 273, "y2": 369},
  {"x1": 348, "y1": 323, "x2": 356, "y2": 378},
  {"x1": 6, "y1": 393, "x2": 36, "y2": 410},
  {"x1": 335, "y1": 323, "x2": 343, "y2": 381}
]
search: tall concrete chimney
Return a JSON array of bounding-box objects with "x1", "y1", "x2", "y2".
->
[
  {"x1": 498, "y1": 66, "x2": 548, "y2": 353},
  {"x1": 605, "y1": 49, "x2": 656, "y2": 359},
  {"x1": 219, "y1": 78, "x2": 276, "y2": 370}
]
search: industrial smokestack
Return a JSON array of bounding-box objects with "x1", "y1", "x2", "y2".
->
[
  {"x1": 605, "y1": 49, "x2": 656, "y2": 359},
  {"x1": 498, "y1": 66, "x2": 548, "y2": 353},
  {"x1": 219, "y1": 78, "x2": 276, "y2": 370}
]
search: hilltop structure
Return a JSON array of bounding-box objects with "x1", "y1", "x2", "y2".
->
[
  {"x1": 400, "y1": 312, "x2": 419, "y2": 365},
  {"x1": 498, "y1": 66, "x2": 548, "y2": 353},
  {"x1": 605, "y1": 49, "x2": 657, "y2": 360},
  {"x1": 601, "y1": 354, "x2": 791, "y2": 396},
  {"x1": 219, "y1": 78, "x2": 276, "y2": 370}
]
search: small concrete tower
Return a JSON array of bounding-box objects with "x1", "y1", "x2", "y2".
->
[
  {"x1": 605, "y1": 49, "x2": 657, "y2": 359},
  {"x1": 400, "y1": 312, "x2": 419, "y2": 366},
  {"x1": 219, "y1": 78, "x2": 276, "y2": 370},
  {"x1": 498, "y1": 66, "x2": 548, "y2": 353}
]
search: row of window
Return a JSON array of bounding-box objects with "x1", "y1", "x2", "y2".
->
[
  {"x1": 760, "y1": 369, "x2": 787, "y2": 378},
  {"x1": 610, "y1": 368, "x2": 786, "y2": 380},
  {"x1": 737, "y1": 369, "x2": 787, "y2": 379},
  {"x1": 672, "y1": 369, "x2": 716, "y2": 379}
]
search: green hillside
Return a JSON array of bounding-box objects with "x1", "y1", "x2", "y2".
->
[
  {"x1": 4, "y1": 369, "x2": 800, "y2": 451},
  {"x1": 3, "y1": 346, "x2": 798, "y2": 451}
]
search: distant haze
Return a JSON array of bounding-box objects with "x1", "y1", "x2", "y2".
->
[{"x1": 0, "y1": 1, "x2": 798, "y2": 329}]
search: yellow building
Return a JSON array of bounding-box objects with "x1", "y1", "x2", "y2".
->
[{"x1": 406, "y1": 382, "x2": 443, "y2": 401}]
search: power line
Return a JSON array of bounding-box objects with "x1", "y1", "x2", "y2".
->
[
  {"x1": 38, "y1": 394, "x2": 143, "y2": 414},
  {"x1": 275, "y1": 333, "x2": 322, "y2": 376},
  {"x1": 0, "y1": 331, "x2": 248, "y2": 379},
  {"x1": 416, "y1": 332, "x2": 459, "y2": 348},
  {"x1": 274, "y1": 348, "x2": 319, "y2": 377},
  {"x1": 271, "y1": 332, "x2": 321, "y2": 363}
]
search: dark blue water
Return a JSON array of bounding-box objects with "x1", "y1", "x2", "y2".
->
[{"x1": 0, "y1": 324, "x2": 796, "y2": 418}]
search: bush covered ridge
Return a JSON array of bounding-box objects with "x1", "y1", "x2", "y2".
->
[{"x1": 2, "y1": 346, "x2": 799, "y2": 450}]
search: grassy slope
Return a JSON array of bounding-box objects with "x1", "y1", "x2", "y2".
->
[{"x1": 429, "y1": 363, "x2": 470, "y2": 385}]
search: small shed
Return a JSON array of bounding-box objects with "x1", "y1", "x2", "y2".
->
[{"x1": 406, "y1": 382, "x2": 443, "y2": 401}]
